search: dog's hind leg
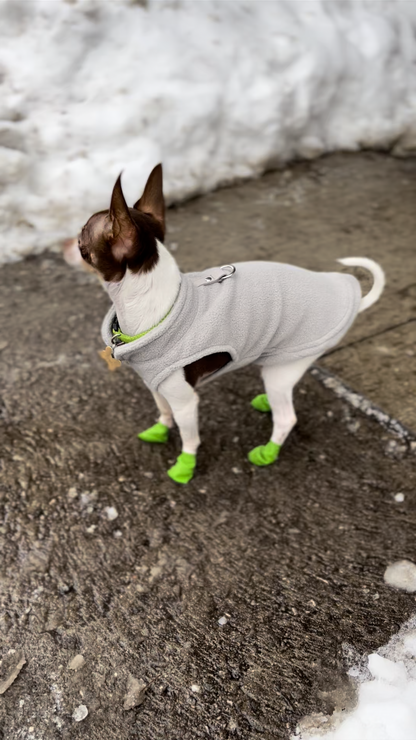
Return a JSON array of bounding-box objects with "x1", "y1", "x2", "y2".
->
[
  {"x1": 248, "y1": 354, "x2": 320, "y2": 466},
  {"x1": 138, "y1": 391, "x2": 173, "y2": 444}
]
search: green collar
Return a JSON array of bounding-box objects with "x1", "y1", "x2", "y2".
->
[{"x1": 112, "y1": 305, "x2": 173, "y2": 345}]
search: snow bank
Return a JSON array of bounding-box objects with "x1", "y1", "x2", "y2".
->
[
  {"x1": 294, "y1": 614, "x2": 416, "y2": 740},
  {"x1": 2, "y1": 0, "x2": 416, "y2": 262}
]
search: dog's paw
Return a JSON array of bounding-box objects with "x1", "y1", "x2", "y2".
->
[
  {"x1": 248, "y1": 441, "x2": 280, "y2": 466},
  {"x1": 251, "y1": 394, "x2": 271, "y2": 413},
  {"x1": 167, "y1": 452, "x2": 196, "y2": 484},
  {"x1": 138, "y1": 422, "x2": 169, "y2": 444}
]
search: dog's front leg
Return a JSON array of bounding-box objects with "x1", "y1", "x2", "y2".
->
[
  {"x1": 138, "y1": 391, "x2": 174, "y2": 444},
  {"x1": 157, "y1": 369, "x2": 200, "y2": 484}
]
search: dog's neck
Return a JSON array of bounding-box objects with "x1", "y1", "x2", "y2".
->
[{"x1": 105, "y1": 241, "x2": 181, "y2": 336}]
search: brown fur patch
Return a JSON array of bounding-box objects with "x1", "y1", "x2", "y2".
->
[
  {"x1": 78, "y1": 208, "x2": 161, "y2": 282},
  {"x1": 184, "y1": 353, "x2": 232, "y2": 388},
  {"x1": 78, "y1": 165, "x2": 165, "y2": 282}
]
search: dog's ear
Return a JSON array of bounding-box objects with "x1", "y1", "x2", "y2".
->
[
  {"x1": 108, "y1": 174, "x2": 138, "y2": 262},
  {"x1": 134, "y1": 163, "x2": 165, "y2": 239}
]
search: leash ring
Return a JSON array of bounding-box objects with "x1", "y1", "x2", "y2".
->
[{"x1": 219, "y1": 264, "x2": 236, "y2": 282}]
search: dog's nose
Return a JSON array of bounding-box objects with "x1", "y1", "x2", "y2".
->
[{"x1": 63, "y1": 237, "x2": 83, "y2": 267}]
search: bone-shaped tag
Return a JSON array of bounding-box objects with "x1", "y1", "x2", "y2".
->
[{"x1": 99, "y1": 346, "x2": 121, "y2": 371}]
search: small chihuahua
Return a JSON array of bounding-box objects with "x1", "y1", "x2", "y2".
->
[{"x1": 77, "y1": 164, "x2": 385, "y2": 483}]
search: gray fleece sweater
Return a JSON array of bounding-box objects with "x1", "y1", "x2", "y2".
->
[{"x1": 101, "y1": 261, "x2": 361, "y2": 391}]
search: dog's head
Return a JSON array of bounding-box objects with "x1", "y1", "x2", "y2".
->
[{"x1": 76, "y1": 164, "x2": 165, "y2": 282}]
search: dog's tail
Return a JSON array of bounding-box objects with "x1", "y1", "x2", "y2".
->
[{"x1": 337, "y1": 257, "x2": 385, "y2": 313}]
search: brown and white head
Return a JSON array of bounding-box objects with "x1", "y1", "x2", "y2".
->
[
  {"x1": 70, "y1": 164, "x2": 180, "y2": 337},
  {"x1": 76, "y1": 163, "x2": 166, "y2": 282}
]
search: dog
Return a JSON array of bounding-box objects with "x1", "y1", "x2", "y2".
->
[{"x1": 76, "y1": 164, "x2": 385, "y2": 484}]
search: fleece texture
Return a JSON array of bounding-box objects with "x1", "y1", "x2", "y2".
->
[{"x1": 101, "y1": 261, "x2": 361, "y2": 392}]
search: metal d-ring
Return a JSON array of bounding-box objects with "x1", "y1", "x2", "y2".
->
[
  {"x1": 199, "y1": 264, "x2": 236, "y2": 287},
  {"x1": 110, "y1": 332, "x2": 123, "y2": 355},
  {"x1": 219, "y1": 264, "x2": 236, "y2": 282}
]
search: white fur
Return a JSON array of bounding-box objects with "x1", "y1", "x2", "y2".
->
[
  {"x1": 152, "y1": 390, "x2": 174, "y2": 429},
  {"x1": 105, "y1": 241, "x2": 181, "y2": 336},
  {"x1": 337, "y1": 257, "x2": 386, "y2": 313},
  {"x1": 157, "y1": 369, "x2": 200, "y2": 455},
  {"x1": 262, "y1": 354, "x2": 321, "y2": 446}
]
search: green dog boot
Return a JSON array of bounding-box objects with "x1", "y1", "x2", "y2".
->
[
  {"x1": 251, "y1": 394, "x2": 271, "y2": 413},
  {"x1": 248, "y1": 440, "x2": 280, "y2": 467},
  {"x1": 138, "y1": 422, "x2": 169, "y2": 444},
  {"x1": 167, "y1": 452, "x2": 196, "y2": 484}
]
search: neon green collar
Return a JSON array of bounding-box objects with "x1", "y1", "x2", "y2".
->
[{"x1": 112, "y1": 305, "x2": 173, "y2": 344}]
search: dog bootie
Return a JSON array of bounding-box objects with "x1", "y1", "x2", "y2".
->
[
  {"x1": 251, "y1": 394, "x2": 271, "y2": 413},
  {"x1": 167, "y1": 452, "x2": 196, "y2": 484},
  {"x1": 248, "y1": 441, "x2": 280, "y2": 466},
  {"x1": 138, "y1": 422, "x2": 169, "y2": 444}
]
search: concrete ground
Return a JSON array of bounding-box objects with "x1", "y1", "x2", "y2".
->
[{"x1": 0, "y1": 152, "x2": 415, "y2": 739}]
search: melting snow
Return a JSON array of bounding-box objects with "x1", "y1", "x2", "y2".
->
[
  {"x1": 384, "y1": 560, "x2": 416, "y2": 593},
  {"x1": 295, "y1": 613, "x2": 416, "y2": 740}
]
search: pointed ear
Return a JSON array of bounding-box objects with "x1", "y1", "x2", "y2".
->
[
  {"x1": 108, "y1": 174, "x2": 138, "y2": 262},
  {"x1": 133, "y1": 164, "x2": 165, "y2": 239}
]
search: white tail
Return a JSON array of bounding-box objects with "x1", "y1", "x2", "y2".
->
[{"x1": 337, "y1": 257, "x2": 385, "y2": 313}]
